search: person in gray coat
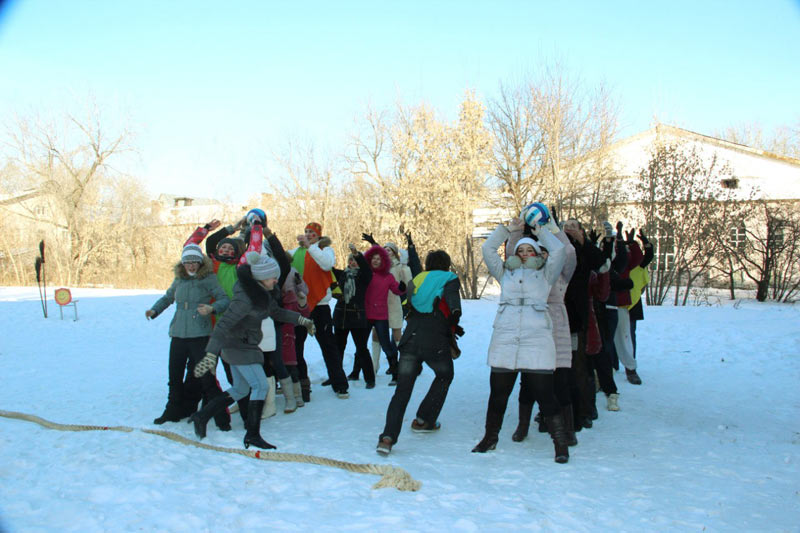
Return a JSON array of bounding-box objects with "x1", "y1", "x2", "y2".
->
[
  {"x1": 146, "y1": 243, "x2": 230, "y2": 426},
  {"x1": 190, "y1": 252, "x2": 316, "y2": 449}
]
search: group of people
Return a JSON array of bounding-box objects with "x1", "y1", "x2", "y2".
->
[{"x1": 144, "y1": 203, "x2": 652, "y2": 463}]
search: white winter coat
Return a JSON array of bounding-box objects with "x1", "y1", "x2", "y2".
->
[
  {"x1": 387, "y1": 259, "x2": 412, "y2": 329},
  {"x1": 506, "y1": 230, "x2": 576, "y2": 367},
  {"x1": 483, "y1": 224, "x2": 566, "y2": 371}
]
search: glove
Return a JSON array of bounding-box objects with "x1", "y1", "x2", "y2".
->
[
  {"x1": 194, "y1": 352, "x2": 218, "y2": 378},
  {"x1": 601, "y1": 238, "x2": 614, "y2": 260},
  {"x1": 397, "y1": 281, "x2": 407, "y2": 293},
  {"x1": 588, "y1": 228, "x2": 600, "y2": 244},
  {"x1": 638, "y1": 229, "x2": 649, "y2": 245},
  {"x1": 615, "y1": 221, "x2": 624, "y2": 240},
  {"x1": 298, "y1": 316, "x2": 316, "y2": 336},
  {"x1": 405, "y1": 231, "x2": 414, "y2": 248},
  {"x1": 625, "y1": 229, "x2": 636, "y2": 244},
  {"x1": 362, "y1": 232, "x2": 377, "y2": 246}
]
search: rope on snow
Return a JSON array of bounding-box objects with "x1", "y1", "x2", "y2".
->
[{"x1": 0, "y1": 409, "x2": 421, "y2": 492}]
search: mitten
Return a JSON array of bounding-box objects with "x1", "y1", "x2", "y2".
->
[
  {"x1": 398, "y1": 281, "x2": 407, "y2": 293},
  {"x1": 194, "y1": 352, "x2": 218, "y2": 378},
  {"x1": 298, "y1": 316, "x2": 316, "y2": 336}
]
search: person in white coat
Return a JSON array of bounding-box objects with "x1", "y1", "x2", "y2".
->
[{"x1": 472, "y1": 213, "x2": 571, "y2": 463}]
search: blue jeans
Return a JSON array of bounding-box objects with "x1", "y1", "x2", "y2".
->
[
  {"x1": 228, "y1": 364, "x2": 269, "y2": 401},
  {"x1": 370, "y1": 319, "x2": 398, "y2": 375},
  {"x1": 380, "y1": 350, "x2": 454, "y2": 444}
]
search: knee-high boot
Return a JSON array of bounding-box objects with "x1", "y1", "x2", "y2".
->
[
  {"x1": 512, "y1": 401, "x2": 534, "y2": 442},
  {"x1": 189, "y1": 392, "x2": 234, "y2": 439},
  {"x1": 562, "y1": 404, "x2": 578, "y2": 447},
  {"x1": 472, "y1": 408, "x2": 503, "y2": 453},
  {"x1": 244, "y1": 400, "x2": 276, "y2": 450},
  {"x1": 545, "y1": 413, "x2": 570, "y2": 464},
  {"x1": 280, "y1": 377, "x2": 297, "y2": 413},
  {"x1": 261, "y1": 376, "x2": 277, "y2": 419},
  {"x1": 372, "y1": 340, "x2": 382, "y2": 375}
]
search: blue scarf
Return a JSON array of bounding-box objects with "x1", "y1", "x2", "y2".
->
[{"x1": 411, "y1": 271, "x2": 458, "y2": 312}]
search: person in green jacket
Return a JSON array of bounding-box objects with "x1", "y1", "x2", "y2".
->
[{"x1": 146, "y1": 243, "x2": 230, "y2": 426}]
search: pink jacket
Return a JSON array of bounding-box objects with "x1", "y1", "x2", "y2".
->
[{"x1": 363, "y1": 245, "x2": 404, "y2": 321}]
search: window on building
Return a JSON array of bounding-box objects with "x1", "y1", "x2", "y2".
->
[
  {"x1": 729, "y1": 224, "x2": 746, "y2": 251},
  {"x1": 651, "y1": 224, "x2": 675, "y2": 271},
  {"x1": 721, "y1": 178, "x2": 739, "y2": 189}
]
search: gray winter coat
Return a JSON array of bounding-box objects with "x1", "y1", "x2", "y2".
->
[
  {"x1": 205, "y1": 264, "x2": 303, "y2": 366},
  {"x1": 149, "y1": 257, "x2": 230, "y2": 338}
]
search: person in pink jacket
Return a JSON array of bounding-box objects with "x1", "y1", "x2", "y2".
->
[{"x1": 363, "y1": 245, "x2": 407, "y2": 385}]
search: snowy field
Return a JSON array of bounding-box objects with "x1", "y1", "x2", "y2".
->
[{"x1": 1, "y1": 286, "x2": 798, "y2": 532}]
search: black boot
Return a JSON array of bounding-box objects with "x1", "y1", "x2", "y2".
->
[
  {"x1": 512, "y1": 402, "x2": 533, "y2": 442},
  {"x1": 472, "y1": 409, "x2": 503, "y2": 453},
  {"x1": 189, "y1": 392, "x2": 234, "y2": 439},
  {"x1": 562, "y1": 405, "x2": 578, "y2": 447},
  {"x1": 545, "y1": 413, "x2": 570, "y2": 464},
  {"x1": 244, "y1": 400, "x2": 276, "y2": 450},
  {"x1": 535, "y1": 411, "x2": 548, "y2": 433},
  {"x1": 153, "y1": 401, "x2": 183, "y2": 425},
  {"x1": 208, "y1": 393, "x2": 232, "y2": 431},
  {"x1": 300, "y1": 379, "x2": 311, "y2": 403},
  {"x1": 237, "y1": 396, "x2": 249, "y2": 424}
]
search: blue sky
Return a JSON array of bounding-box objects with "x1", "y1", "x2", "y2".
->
[{"x1": 1, "y1": 0, "x2": 798, "y2": 202}]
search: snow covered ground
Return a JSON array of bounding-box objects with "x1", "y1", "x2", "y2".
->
[{"x1": 1, "y1": 286, "x2": 798, "y2": 532}]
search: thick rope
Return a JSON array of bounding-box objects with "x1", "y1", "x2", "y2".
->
[{"x1": 0, "y1": 409, "x2": 421, "y2": 492}]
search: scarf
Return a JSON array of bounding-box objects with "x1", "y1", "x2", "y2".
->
[{"x1": 342, "y1": 267, "x2": 359, "y2": 304}]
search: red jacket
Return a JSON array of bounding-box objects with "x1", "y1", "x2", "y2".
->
[
  {"x1": 363, "y1": 245, "x2": 404, "y2": 321},
  {"x1": 586, "y1": 268, "x2": 610, "y2": 355}
]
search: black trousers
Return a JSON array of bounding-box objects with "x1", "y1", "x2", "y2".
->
[
  {"x1": 336, "y1": 325, "x2": 375, "y2": 384},
  {"x1": 170, "y1": 337, "x2": 229, "y2": 427},
  {"x1": 295, "y1": 304, "x2": 348, "y2": 393},
  {"x1": 380, "y1": 349, "x2": 454, "y2": 444},
  {"x1": 485, "y1": 370, "x2": 559, "y2": 433}
]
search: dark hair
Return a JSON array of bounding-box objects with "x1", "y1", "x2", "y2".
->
[{"x1": 425, "y1": 250, "x2": 451, "y2": 271}]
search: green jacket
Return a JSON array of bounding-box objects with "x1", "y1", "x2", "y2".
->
[{"x1": 150, "y1": 257, "x2": 230, "y2": 338}]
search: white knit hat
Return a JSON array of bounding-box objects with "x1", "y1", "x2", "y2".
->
[
  {"x1": 181, "y1": 244, "x2": 204, "y2": 264},
  {"x1": 514, "y1": 237, "x2": 542, "y2": 255},
  {"x1": 247, "y1": 251, "x2": 280, "y2": 280}
]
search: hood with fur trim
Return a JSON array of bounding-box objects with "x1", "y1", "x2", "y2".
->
[
  {"x1": 364, "y1": 244, "x2": 392, "y2": 275},
  {"x1": 173, "y1": 255, "x2": 214, "y2": 280},
  {"x1": 236, "y1": 263, "x2": 280, "y2": 310}
]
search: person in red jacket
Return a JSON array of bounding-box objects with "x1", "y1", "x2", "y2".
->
[{"x1": 363, "y1": 245, "x2": 406, "y2": 385}]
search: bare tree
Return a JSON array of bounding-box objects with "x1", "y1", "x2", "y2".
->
[
  {"x1": 635, "y1": 142, "x2": 732, "y2": 305},
  {"x1": 487, "y1": 63, "x2": 620, "y2": 225},
  {"x1": 2, "y1": 109, "x2": 134, "y2": 285},
  {"x1": 345, "y1": 93, "x2": 492, "y2": 298}
]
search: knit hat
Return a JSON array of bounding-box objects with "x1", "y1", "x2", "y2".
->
[
  {"x1": 305, "y1": 222, "x2": 322, "y2": 236},
  {"x1": 514, "y1": 237, "x2": 542, "y2": 255},
  {"x1": 217, "y1": 237, "x2": 244, "y2": 257},
  {"x1": 384, "y1": 242, "x2": 400, "y2": 260},
  {"x1": 247, "y1": 251, "x2": 280, "y2": 280},
  {"x1": 181, "y1": 244, "x2": 204, "y2": 264}
]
